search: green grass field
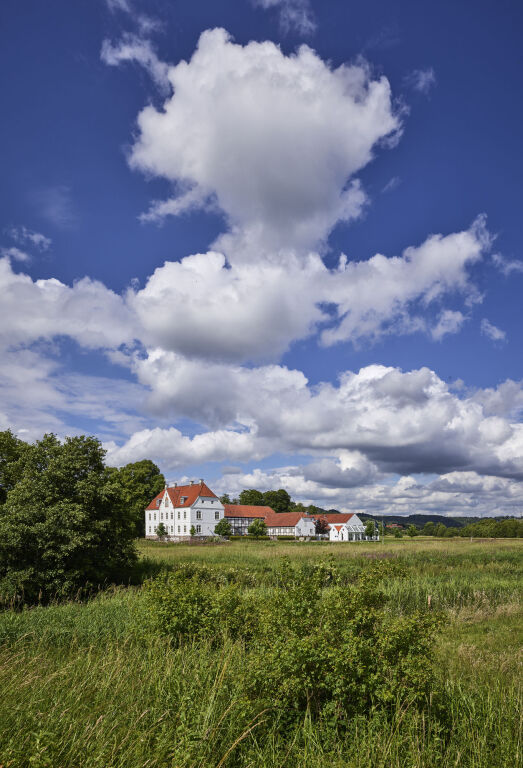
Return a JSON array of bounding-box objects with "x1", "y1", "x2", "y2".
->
[{"x1": 0, "y1": 538, "x2": 521, "y2": 767}]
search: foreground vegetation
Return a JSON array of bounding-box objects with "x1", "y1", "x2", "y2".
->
[{"x1": 0, "y1": 538, "x2": 521, "y2": 767}]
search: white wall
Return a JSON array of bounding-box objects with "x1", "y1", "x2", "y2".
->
[{"x1": 145, "y1": 492, "x2": 225, "y2": 538}]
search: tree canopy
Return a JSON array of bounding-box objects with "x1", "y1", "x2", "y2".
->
[
  {"x1": 109, "y1": 459, "x2": 165, "y2": 537},
  {"x1": 0, "y1": 432, "x2": 138, "y2": 604}
]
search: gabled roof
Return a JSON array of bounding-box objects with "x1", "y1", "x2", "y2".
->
[
  {"x1": 224, "y1": 504, "x2": 274, "y2": 519},
  {"x1": 333, "y1": 525, "x2": 343, "y2": 532},
  {"x1": 146, "y1": 481, "x2": 217, "y2": 510},
  {"x1": 314, "y1": 513, "x2": 355, "y2": 524},
  {"x1": 265, "y1": 511, "x2": 314, "y2": 527}
]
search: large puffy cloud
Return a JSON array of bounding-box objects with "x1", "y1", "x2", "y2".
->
[
  {"x1": 128, "y1": 28, "x2": 400, "y2": 255},
  {"x1": 0, "y1": 256, "x2": 136, "y2": 351},
  {"x1": 107, "y1": 357, "x2": 523, "y2": 481},
  {"x1": 128, "y1": 217, "x2": 490, "y2": 362}
]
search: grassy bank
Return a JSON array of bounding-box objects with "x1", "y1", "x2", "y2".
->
[{"x1": 0, "y1": 538, "x2": 521, "y2": 767}]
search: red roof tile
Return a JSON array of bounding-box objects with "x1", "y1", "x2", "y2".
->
[
  {"x1": 314, "y1": 513, "x2": 355, "y2": 524},
  {"x1": 146, "y1": 481, "x2": 217, "y2": 510},
  {"x1": 265, "y1": 511, "x2": 314, "y2": 527},
  {"x1": 224, "y1": 504, "x2": 274, "y2": 519}
]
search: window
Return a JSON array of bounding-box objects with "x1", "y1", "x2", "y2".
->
[
  {"x1": 148, "y1": 513, "x2": 151, "y2": 520},
  {"x1": 215, "y1": 511, "x2": 219, "y2": 520},
  {"x1": 170, "y1": 511, "x2": 173, "y2": 520},
  {"x1": 211, "y1": 500, "x2": 214, "y2": 504},
  {"x1": 156, "y1": 499, "x2": 161, "y2": 508},
  {"x1": 154, "y1": 513, "x2": 156, "y2": 521},
  {"x1": 183, "y1": 510, "x2": 186, "y2": 519},
  {"x1": 177, "y1": 511, "x2": 180, "y2": 520},
  {"x1": 160, "y1": 512, "x2": 163, "y2": 520},
  {"x1": 196, "y1": 524, "x2": 201, "y2": 534},
  {"x1": 177, "y1": 525, "x2": 180, "y2": 533},
  {"x1": 184, "y1": 525, "x2": 186, "y2": 533},
  {"x1": 196, "y1": 510, "x2": 202, "y2": 520},
  {"x1": 180, "y1": 496, "x2": 187, "y2": 504},
  {"x1": 165, "y1": 497, "x2": 169, "y2": 507}
]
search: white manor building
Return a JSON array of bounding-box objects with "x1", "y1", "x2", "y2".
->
[
  {"x1": 145, "y1": 480, "x2": 224, "y2": 539},
  {"x1": 145, "y1": 481, "x2": 376, "y2": 542}
]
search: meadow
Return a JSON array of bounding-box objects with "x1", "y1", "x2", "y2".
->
[{"x1": 0, "y1": 537, "x2": 521, "y2": 768}]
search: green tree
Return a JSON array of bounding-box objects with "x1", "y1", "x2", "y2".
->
[
  {"x1": 393, "y1": 528, "x2": 403, "y2": 538},
  {"x1": 112, "y1": 459, "x2": 165, "y2": 537},
  {"x1": 0, "y1": 429, "x2": 29, "y2": 506},
  {"x1": 219, "y1": 493, "x2": 231, "y2": 504},
  {"x1": 365, "y1": 520, "x2": 376, "y2": 539},
  {"x1": 214, "y1": 518, "x2": 232, "y2": 537},
  {"x1": 248, "y1": 518, "x2": 268, "y2": 538},
  {"x1": 190, "y1": 525, "x2": 196, "y2": 537},
  {"x1": 406, "y1": 524, "x2": 418, "y2": 538},
  {"x1": 155, "y1": 522, "x2": 168, "y2": 540},
  {"x1": 239, "y1": 489, "x2": 264, "y2": 506},
  {"x1": 263, "y1": 489, "x2": 291, "y2": 514},
  {"x1": 0, "y1": 434, "x2": 136, "y2": 604},
  {"x1": 422, "y1": 521, "x2": 436, "y2": 536},
  {"x1": 434, "y1": 523, "x2": 447, "y2": 537}
]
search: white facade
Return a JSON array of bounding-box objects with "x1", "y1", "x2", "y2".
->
[
  {"x1": 328, "y1": 514, "x2": 367, "y2": 542},
  {"x1": 145, "y1": 485, "x2": 224, "y2": 539},
  {"x1": 266, "y1": 516, "x2": 316, "y2": 538}
]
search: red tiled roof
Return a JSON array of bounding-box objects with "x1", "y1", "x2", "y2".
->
[
  {"x1": 146, "y1": 481, "x2": 217, "y2": 510},
  {"x1": 314, "y1": 513, "x2": 355, "y2": 524},
  {"x1": 265, "y1": 511, "x2": 314, "y2": 527},
  {"x1": 224, "y1": 504, "x2": 274, "y2": 519}
]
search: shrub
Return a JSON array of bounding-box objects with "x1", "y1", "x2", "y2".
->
[{"x1": 143, "y1": 560, "x2": 444, "y2": 725}]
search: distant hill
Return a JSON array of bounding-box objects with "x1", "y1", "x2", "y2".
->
[{"x1": 317, "y1": 509, "x2": 465, "y2": 528}]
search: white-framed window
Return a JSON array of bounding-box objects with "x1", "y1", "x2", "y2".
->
[
  {"x1": 148, "y1": 513, "x2": 151, "y2": 520},
  {"x1": 211, "y1": 500, "x2": 214, "y2": 504},
  {"x1": 154, "y1": 513, "x2": 156, "y2": 521},
  {"x1": 215, "y1": 511, "x2": 219, "y2": 520},
  {"x1": 196, "y1": 524, "x2": 201, "y2": 534},
  {"x1": 183, "y1": 510, "x2": 186, "y2": 519},
  {"x1": 160, "y1": 512, "x2": 163, "y2": 520},
  {"x1": 180, "y1": 496, "x2": 187, "y2": 504},
  {"x1": 177, "y1": 511, "x2": 180, "y2": 520},
  {"x1": 196, "y1": 510, "x2": 202, "y2": 520},
  {"x1": 156, "y1": 498, "x2": 161, "y2": 508},
  {"x1": 165, "y1": 497, "x2": 169, "y2": 507},
  {"x1": 178, "y1": 525, "x2": 180, "y2": 533},
  {"x1": 184, "y1": 525, "x2": 186, "y2": 533}
]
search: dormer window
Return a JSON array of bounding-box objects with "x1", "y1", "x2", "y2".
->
[
  {"x1": 156, "y1": 499, "x2": 161, "y2": 508},
  {"x1": 165, "y1": 497, "x2": 169, "y2": 507},
  {"x1": 180, "y1": 496, "x2": 187, "y2": 504}
]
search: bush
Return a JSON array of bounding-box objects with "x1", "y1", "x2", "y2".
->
[{"x1": 143, "y1": 560, "x2": 444, "y2": 724}]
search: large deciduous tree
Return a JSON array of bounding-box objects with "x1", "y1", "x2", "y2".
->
[
  {"x1": 110, "y1": 459, "x2": 165, "y2": 537},
  {"x1": 0, "y1": 434, "x2": 137, "y2": 604}
]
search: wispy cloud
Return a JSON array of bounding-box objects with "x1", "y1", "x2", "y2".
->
[
  {"x1": 381, "y1": 176, "x2": 401, "y2": 194},
  {"x1": 253, "y1": 0, "x2": 316, "y2": 36},
  {"x1": 1, "y1": 246, "x2": 31, "y2": 263},
  {"x1": 492, "y1": 252, "x2": 523, "y2": 276},
  {"x1": 101, "y1": 34, "x2": 170, "y2": 93},
  {"x1": 481, "y1": 318, "x2": 506, "y2": 343},
  {"x1": 9, "y1": 225, "x2": 52, "y2": 251},
  {"x1": 35, "y1": 185, "x2": 77, "y2": 229},
  {"x1": 404, "y1": 67, "x2": 437, "y2": 95}
]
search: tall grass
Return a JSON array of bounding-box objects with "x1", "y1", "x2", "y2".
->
[{"x1": 0, "y1": 538, "x2": 521, "y2": 767}]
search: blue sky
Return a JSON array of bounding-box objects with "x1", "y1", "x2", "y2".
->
[{"x1": 1, "y1": 0, "x2": 522, "y2": 516}]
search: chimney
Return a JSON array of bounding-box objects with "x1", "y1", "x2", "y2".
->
[
  {"x1": 190, "y1": 480, "x2": 194, "y2": 485},
  {"x1": 200, "y1": 478, "x2": 204, "y2": 485},
  {"x1": 174, "y1": 482, "x2": 177, "y2": 487}
]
